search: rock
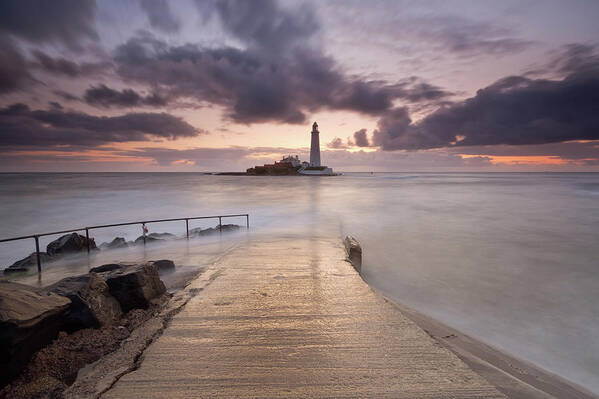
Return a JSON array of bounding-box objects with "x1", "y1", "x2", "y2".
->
[
  {"x1": 46, "y1": 274, "x2": 122, "y2": 330},
  {"x1": 189, "y1": 224, "x2": 241, "y2": 237},
  {"x1": 147, "y1": 232, "x2": 176, "y2": 240},
  {"x1": 0, "y1": 281, "x2": 71, "y2": 387},
  {"x1": 151, "y1": 260, "x2": 175, "y2": 274},
  {"x1": 99, "y1": 237, "x2": 127, "y2": 250},
  {"x1": 343, "y1": 236, "x2": 362, "y2": 274},
  {"x1": 133, "y1": 232, "x2": 177, "y2": 244},
  {"x1": 220, "y1": 224, "x2": 241, "y2": 233},
  {"x1": 134, "y1": 235, "x2": 158, "y2": 244},
  {"x1": 89, "y1": 263, "x2": 123, "y2": 274},
  {"x1": 189, "y1": 227, "x2": 209, "y2": 236},
  {"x1": 3, "y1": 252, "x2": 52, "y2": 275},
  {"x1": 46, "y1": 233, "x2": 96, "y2": 256},
  {"x1": 99, "y1": 263, "x2": 166, "y2": 312},
  {"x1": 3, "y1": 375, "x2": 67, "y2": 399}
]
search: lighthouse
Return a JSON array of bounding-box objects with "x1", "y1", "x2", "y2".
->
[{"x1": 310, "y1": 121, "x2": 321, "y2": 167}]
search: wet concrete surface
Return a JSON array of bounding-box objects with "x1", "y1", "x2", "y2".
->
[{"x1": 103, "y1": 236, "x2": 505, "y2": 398}]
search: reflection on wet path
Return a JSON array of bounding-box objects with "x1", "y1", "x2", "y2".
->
[{"x1": 103, "y1": 235, "x2": 504, "y2": 398}]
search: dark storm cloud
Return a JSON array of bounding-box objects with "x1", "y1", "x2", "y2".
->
[
  {"x1": 113, "y1": 34, "x2": 407, "y2": 123},
  {"x1": 391, "y1": 78, "x2": 454, "y2": 103},
  {"x1": 140, "y1": 0, "x2": 181, "y2": 33},
  {"x1": 31, "y1": 50, "x2": 109, "y2": 77},
  {"x1": 353, "y1": 129, "x2": 369, "y2": 147},
  {"x1": 372, "y1": 47, "x2": 599, "y2": 150},
  {"x1": 0, "y1": 103, "x2": 200, "y2": 148},
  {"x1": 84, "y1": 84, "x2": 168, "y2": 108},
  {"x1": 113, "y1": 11, "x2": 450, "y2": 125},
  {"x1": 0, "y1": 0, "x2": 98, "y2": 50},
  {"x1": 0, "y1": 38, "x2": 32, "y2": 94}
]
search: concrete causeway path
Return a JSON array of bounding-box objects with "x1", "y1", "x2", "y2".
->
[{"x1": 103, "y1": 236, "x2": 505, "y2": 398}]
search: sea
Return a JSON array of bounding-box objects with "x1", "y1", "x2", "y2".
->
[{"x1": 1, "y1": 172, "x2": 597, "y2": 393}]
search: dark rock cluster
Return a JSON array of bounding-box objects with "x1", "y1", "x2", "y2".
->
[
  {"x1": 0, "y1": 260, "x2": 173, "y2": 388},
  {"x1": 3, "y1": 233, "x2": 96, "y2": 275},
  {"x1": 3, "y1": 224, "x2": 241, "y2": 275}
]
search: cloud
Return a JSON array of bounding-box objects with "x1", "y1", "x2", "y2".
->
[
  {"x1": 110, "y1": 1, "x2": 451, "y2": 124},
  {"x1": 384, "y1": 14, "x2": 532, "y2": 56},
  {"x1": 548, "y1": 43, "x2": 599, "y2": 76},
  {"x1": 31, "y1": 50, "x2": 109, "y2": 77},
  {"x1": 327, "y1": 137, "x2": 349, "y2": 149},
  {"x1": 0, "y1": 38, "x2": 31, "y2": 93},
  {"x1": 194, "y1": 0, "x2": 318, "y2": 52},
  {"x1": 353, "y1": 128, "x2": 369, "y2": 147},
  {"x1": 113, "y1": 25, "x2": 450, "y2": 124},
  {"x1": 0, "y1": 103, "x2": 201, "y2": 148},
  {"x1": 53, "y1": 90, "x2": 80, "y2": 102},
  {"x1": 421, "y1": 15, "x2": 533, "y2": 55},
  {"x1": 122, "y1": 146, "x2": 251, "y2": 166},
  {"x1": 113, "y1": 33, "x2": 405, "y2": 123},
  {"x1": 84, "y1": 84, "x2": 168, "y2": 108},
  {"x1": 0, "y1": 0, "x2": 98, "y2": 51},
  {"x1": 373, "y1": 46, "x2": 599, "y2": 150},
  {"x1": 140, "y1": 0, "x2": 181, "y2": 33},
  {"x1": 452, "y1": 141, "x2": 599, "y2": 161}
]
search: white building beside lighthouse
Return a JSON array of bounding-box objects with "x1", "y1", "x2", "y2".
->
[{"x1": 299, "y1": 121, "x2": 335, "y2": 175}]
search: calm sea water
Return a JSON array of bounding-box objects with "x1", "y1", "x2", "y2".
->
[{"x1": 1, "y1": 172, "x2": 598, "y2": 393}]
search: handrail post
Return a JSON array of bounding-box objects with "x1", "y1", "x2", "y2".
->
[
  {"x1": 218, "y1": 216, "x2": 222, "y2": 233},
  {"x1": 85, "y1": 228, "x2": 90, "y2": 253},
  {"x1": 185, "y1": 219, "x2": 189, "y2": 239},
  {"x1": 142, "y1": 223, "x2": 146, "y2": 245},
  {"x1": 246, "y1": 214, "x2": 249, "y2": 229},
  {"x1": 34, "y1": 235, "x2": 41, "y2": 274}
]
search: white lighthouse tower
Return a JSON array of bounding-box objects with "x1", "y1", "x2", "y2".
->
[
  {"x1": 299, "y1": 121, "x2": 335, "y2": 175},
  {"x1": 309, "y1": 121, "x2": 321, "y2": 167}
]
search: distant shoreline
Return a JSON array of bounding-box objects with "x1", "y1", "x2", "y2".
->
[{"x1": 1, "y1": 171, "x2": 598, "y2": 175}]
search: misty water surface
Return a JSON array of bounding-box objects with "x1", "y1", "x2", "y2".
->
[{"x1": 0, "y1": 172, "x2": 597, "y2": 393}]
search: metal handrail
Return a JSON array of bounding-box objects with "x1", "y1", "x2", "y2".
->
[{"x1": 0, "y1": 213, "x2": 249, "y2": 274}]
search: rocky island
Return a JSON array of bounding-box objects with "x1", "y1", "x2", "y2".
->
[{"x1": 246, "y1": 122, "x2": 336, "y2": 176}]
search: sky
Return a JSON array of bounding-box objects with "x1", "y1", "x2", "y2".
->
[{"x1": 0, "y1": 0, "x2": 598, "y2": 172}]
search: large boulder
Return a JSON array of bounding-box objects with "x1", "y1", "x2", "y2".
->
[
  {"x1": 343, "y1": 236, "x2": 362, "y2": 274},
  {"x1": 99, "y1": 237, "x2": 127, "y2": 250},
  {"x1": 3, "y1": 252, "x2": 52, "y2": 275},
  {"x1": 46, "y1": 233, "x2": 96, "y2": 256},
  {"x1": 98, "y1": 263, "x2": 166, "y2": 312},
  {"x1": 0, "y1": 281, "x2": 71, "y2": 387},
  {"x1": 151, "y1": 260, "x2": 175, "y2": 274},
  {"x1": 89, "y1": 263, "x2": 124, "y2": 274},
  {"x1": 46, "y1": 274, "x2": 122, "y2": 331}
]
